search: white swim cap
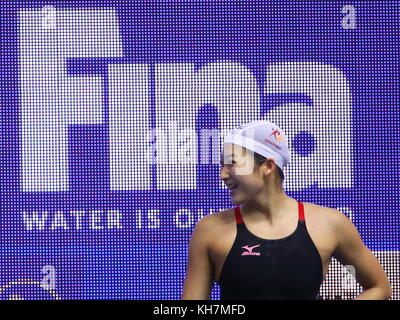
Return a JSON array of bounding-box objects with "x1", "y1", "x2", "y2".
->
[{"x1": 223, "y1": 120, "x2": 291, "y2": 170}]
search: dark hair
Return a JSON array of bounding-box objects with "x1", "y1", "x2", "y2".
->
[{"x1": 253, "y1": 152, "x2": 284, "y2": 190}]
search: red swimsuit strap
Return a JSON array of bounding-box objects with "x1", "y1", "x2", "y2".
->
[
  {"x1": 234, "y1": 206, "x2": 244, "y2": 224},
  {"x1": 298, "y1": 201, "x2": 305, "y2": 221}
]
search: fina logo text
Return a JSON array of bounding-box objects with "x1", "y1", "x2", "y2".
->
[{"x1": 20, "y1": 8, "x2": 353, "y2": 193}]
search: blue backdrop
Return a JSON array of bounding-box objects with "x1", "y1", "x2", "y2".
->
[{"x1": 1, "y1": 0, "x2": 399, "y2": 299}]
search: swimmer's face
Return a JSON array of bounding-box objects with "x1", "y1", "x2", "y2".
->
[{"x1": 220, "y1": 144, "x2": 265, "y2": 205}]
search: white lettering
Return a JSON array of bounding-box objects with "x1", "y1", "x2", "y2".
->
[
  {"x1": 90, "y1": 210, "x2": 104, "y2": 230},
  {"x1": 109, "y1": 64, "x2": 151, "y2": 191},
  {"x1": 20, "y1": 10, "x2": 353, "y2": 193},
  {"x1": 147, "y1": 210, "x2": 160, "y2": 229},
  {"x1": 20, "y1": 9, "x2": 122, "y2": 191},
  {"x1": 22, "y1": 211, "x2": 48, "y2": 230},
  {"x1": 71, "y1": 210, "x2": 85, "y2": 229},
  {"x1": 175, "y1": 209, "x2": 193, "y2": 228},
  {"x1": 264, "y1": 62, "x2": 353, "y2": 191},
  {"x1": 155, "y1": 62, "x2": 260, "y2": 190},
  {"x1": 107, "y1": 210, "x2": 122, "y2": 229},
  {"x1": 50, "y1": 211, "x2": 68, "y2": 230}
]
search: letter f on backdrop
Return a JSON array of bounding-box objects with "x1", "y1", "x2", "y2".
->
[{"x1": 20, "y1": 9, "x2": 122, "y2": 191}]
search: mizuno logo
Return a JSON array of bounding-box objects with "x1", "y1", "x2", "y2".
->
[{"x1": 241, "y1": 244, "x2": 261, "y2": 256}]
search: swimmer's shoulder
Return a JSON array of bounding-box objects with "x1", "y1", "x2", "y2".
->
[
  {"x1": 192, "y1": 208, "x2": 236, "y2": 239},
  {"x1": 302, "y1": 201, "x2": 345, "y2": 220},
  {"x1": 301, "y1": 201, "x2": 349, "y2": 237}
]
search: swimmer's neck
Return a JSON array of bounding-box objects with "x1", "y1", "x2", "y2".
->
[{"x1": 241, "y1": 192, "x2": 297, "y2": 225}]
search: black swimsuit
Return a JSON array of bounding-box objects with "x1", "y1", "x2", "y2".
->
[{"x1": 218, "y1": 201, "x2": 324, "y2": 300}]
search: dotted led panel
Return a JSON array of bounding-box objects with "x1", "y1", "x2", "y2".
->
[{"x1": 1, "y1": 1, "x2": 399, "y2": 300}]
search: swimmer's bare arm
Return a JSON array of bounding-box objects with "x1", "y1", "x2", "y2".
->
[
  {"x1": 331, "y1": 210, "x2": 392, "y2": 300},
  {"x1": 181, "y1": 216, "x2": 214, "y2": 300}
]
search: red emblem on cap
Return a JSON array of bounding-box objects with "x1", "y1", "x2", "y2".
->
[{"x1": 269, "y1": 128, "x2": 284, "y2": 142}]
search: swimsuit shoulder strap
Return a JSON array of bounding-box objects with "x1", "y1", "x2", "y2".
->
[
  {"x1": 234, "y1": 206, "x2": 244, "y2": 224},
  {"x1": 298, "y1": 201, "x2": 305, "y2": 221}
]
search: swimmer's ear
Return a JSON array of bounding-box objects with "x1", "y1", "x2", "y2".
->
[{"x1": 260, "y1": 159, "x2": 277, "y2": 176}]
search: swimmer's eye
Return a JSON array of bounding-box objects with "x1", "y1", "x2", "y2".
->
[{"x1": 220, "y1": 160, "x2": 236, "y2": 165}]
